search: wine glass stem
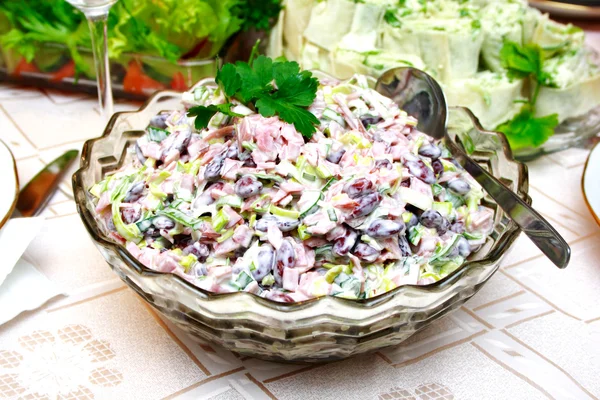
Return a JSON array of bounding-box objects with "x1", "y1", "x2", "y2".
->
[{"x1": 87, "y1": 13, "x2": 113, "y2": 118}]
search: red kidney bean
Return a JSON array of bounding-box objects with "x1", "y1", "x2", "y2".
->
[
  {"x1": 344, "y1": 178, "x2": 375, "y2": 199},
  {"x1": 326, "y1": 148, "x2": 346, "y2": 164},
  {"x1": 406, "y1": 159, "x2": 435, "y2": 184},
  {"x1": 235, "y1": 175, "x2": 263, "y2": 198},
  {"x1": 183, "y1": 242, "x2": 210, "y2": 262},
  {"x1": 398, "y1": 235, "x2": 412, "y2": 256},
  {"x1": 121, "y1": 208, "x2": 141, "y2": 224},
  {"x1": 152, "y1": 215, "x2": 175, "y2": 230},
  {"x1": 353, "y1": 243, "x2": 380, "y2": 262},
  {"x1": 374, "y1": 159, "x2": 393, "y2": 170},
  {"x1": 432, "y1": 159, "x2": 444, "y2": 177},
  {"x1": 253, "y1": 244, "x2": 275, "y2": 281},
  {"x1": 447, "y1": 178, "x2": 471, "y2": 195},
  {"x1": 274, "y1": 240, "x2": 296, "y2": 285},
  {"x1": 418, "y1": 143, "x2": 442, "y2": 159},
  {"x1": 123, "y1": 181, "x2": 145, "y2": 203},
  {"x1": 365, "y1": 219, "x2": 406, "y2": 238},
  {"x1": 333, "y1": 228, "x2": 358, "y2": 256},
  {"x1": 349, "y1": 192, "x2": 382, "y2": 219},
  {"x1": 204, "y1": 156, "x2": 224, "y2": 181}
]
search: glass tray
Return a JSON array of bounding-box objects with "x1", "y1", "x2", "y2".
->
[
  {"x1": 0, "y1": 42, "x2": 221, "y2": 100},
  {"x1": 509, "y1": 105, "x2": 600, "y2": 161}
]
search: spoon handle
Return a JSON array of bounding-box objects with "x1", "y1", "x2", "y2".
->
[{"x1": 446, "y1": 139, "x2": 571, "y2": 269}]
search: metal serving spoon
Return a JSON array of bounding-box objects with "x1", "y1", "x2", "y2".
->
[{"x1": 375, "y1": 67, "x2": 570, "y2": 269}]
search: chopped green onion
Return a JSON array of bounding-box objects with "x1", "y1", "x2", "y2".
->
[
  {"x1": 148, "y1": 126, "x2": 170, "y2": 142},
  {"x1": 269, "y1": 205, "x2": 300, "y2": 219},
  {"x1": 212, "y1": 209, "x2": 230, "y2": 232},
  {"x1": 233, "y1": 271, "x2": 253, "y2": 289},
  {"x1": 302, "y1": 172, "x2": 317, "y2": 182},
  {"x1": 112, "y1": 202, "x2": 142, "y2": 243},
  {"x1": 261, "y1": 274, "x2": 275, "y2": 286},
  {"x1": 216, "y1": 195, "x2": 243, "y2": 209},
  {"x1": 180, "y1": 254, "x2": 198, "y2": 272},
  {"x1": 297, "y1": 224, "x2": 311, "y2": 240},
  {"x1": 242, "y1": 141, "x2": 257, "y2": 151},
  {"x1": 216, "y1": 228, "x2": 235, "y2": 243}
]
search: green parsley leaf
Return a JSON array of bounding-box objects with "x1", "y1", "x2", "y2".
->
[
  {"x1": 384, "y1": 10, "x2": 402, "y2": 28},
  {"x1": 253, "y1": 55, "x2": 275, "y2": 88},
  {"x1": 213, "y1": 56, "x2": 320, "y2": 138},
  {"x1": 255, "y1": 62, "x2": 319, "y2": 136},
  {"x1": 496, "y1": 105, "x2": 559, "y2": 150},
  {"x1": 234, "y1": 58, "x2": 272, "y2": 103},
  {"x1": 187, "y1": 103, "x2": 243, "y2": 131},
  {"x1": 216, "y1": 64, "x2": 241, "y2": 99},
  {"x1": 275, "y1": 69, "x2": 319, "y2": 108},
  {"x1": 255, "y1": 95, "x2": 320, "y2": 137},
  {"x1": 500, "y1": 41, "x2": 543, "y2": 81},
  {"x1": 272, "y1": 61, "x2": 302, "y2": 88}
]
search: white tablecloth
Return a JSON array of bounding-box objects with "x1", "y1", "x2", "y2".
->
[{"x1": 0, "y1": 77, "x2": 599, "y2": 400}]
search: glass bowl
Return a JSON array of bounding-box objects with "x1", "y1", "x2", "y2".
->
[
  {"x1": 514, "y1": 105, "x2": 600, "y2": 161},
  {"x1": 72, "y1": 82, "x2": 530, "y2": 363}
]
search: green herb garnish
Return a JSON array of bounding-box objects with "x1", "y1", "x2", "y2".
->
[
  {"x1": 496, "y1": 41, "x2": 559, "y2": 150},
  {"x1": 188, "y1": 55, "x2": 320, "y2": 138},
  {"x1": 187, "y1": 103, "x2": 243, "y2": 131}
]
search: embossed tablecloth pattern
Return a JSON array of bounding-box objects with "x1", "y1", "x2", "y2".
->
[{"x1": 1, "y1": 37, "x2": 600, "y2": 400}]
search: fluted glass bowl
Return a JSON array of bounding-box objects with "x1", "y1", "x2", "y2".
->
[{"x1": 73, "y1": 80, "x2": 529, "y2": 362}]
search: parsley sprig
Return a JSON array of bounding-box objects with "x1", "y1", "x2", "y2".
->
[
  {"x1": 496, "y1": 42, "x2": 559, "y2": 150},
  {"x1": 187, "y1": 55, "x2": 320, "y2": 138}
]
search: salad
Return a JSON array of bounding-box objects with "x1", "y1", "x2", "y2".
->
[
  {"x1": 268, "y1": 0, "x2": 600, "y2": 151},
  {"x1": 90, "y1": 57, "x2": 494, "y2": 303}
]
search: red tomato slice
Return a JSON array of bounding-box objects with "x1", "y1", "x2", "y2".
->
[
  {"x1": 14, "y1": 58, "x2": 39, "y2": 76},
  {"x1": 50, "y1": 60, "x2": 76, "y2": 82},
  {"x1": 123, "y1": 60, "x2": 165, "y2": 95},
  {"x1": 170, "y1": 71, "x2": 188, "y2": 91}
]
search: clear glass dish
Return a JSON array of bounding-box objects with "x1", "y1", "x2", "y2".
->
[
  {"x1": 72, "y1": 80, "x2": 530, "y2": 362},
  {"x1": 0, "y1": 42, "x2": 221, "y2": 100},
  {"x1": 514, "y1": 105, "x2": 600, "y2": 161}
]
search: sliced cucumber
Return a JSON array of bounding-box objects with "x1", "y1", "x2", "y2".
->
[
  {"x1": 251, "y1": 172, "x2": 284, "y2": 183},
  {"x1": 322, "y1": 177, "x2": 338, "y2": 192},
  {"x1": 432, "y1": 183, "x2": 444, "y2": 196},
  {"x1": 303, "y1": 172, "x2": 317, "y2": 182},
  {"x1": 215, "y1": 195, "x2": 243, "y2": 209},
  {"x1": 408, "y1": 226, "x2": 426, "y2": 246},
  {"x1": 233, "y1": 271, "x2": 254, "y2": 289},
  {"x1": 399, "y1": 187, "x2": 433, "y2": 210},
  {"x1": 430, "y1": 235, "x2": 461, "y2": 263},
  {"x1": 298, "y1": 191, "x2": 323, "y2": 218},
  {"x1": 463, "y1": 231, "x2": 482, "y2": 240},
  {"x1": 323, "y1": 108, "x2": 345, "y2": 126},
  {"x1": 327, "y1": 208, "x2": 338, "y2": 222}
]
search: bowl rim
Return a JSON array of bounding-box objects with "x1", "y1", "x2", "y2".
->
[{"x1": 72, "y1": 80, "x2": 530, "y2": 311}]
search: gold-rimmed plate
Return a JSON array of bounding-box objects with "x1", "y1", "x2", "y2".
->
[
  {"x1": 582, "y1": 141, "x2": 600, "y2": 226},
  {"x1": 530, "y1": 0, "x2": 600, "y2": 18},
  {"x1": 0, "y1": 140, "x2": 18, "y2": 230}
]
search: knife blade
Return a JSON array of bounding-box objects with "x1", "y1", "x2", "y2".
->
[{"x1": 15, "y1": 150, "x2": 79, "y2": 217}]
